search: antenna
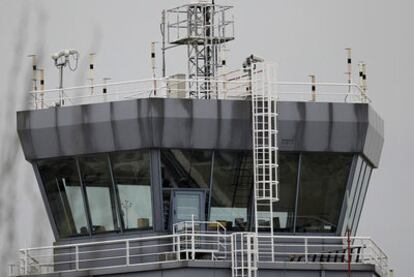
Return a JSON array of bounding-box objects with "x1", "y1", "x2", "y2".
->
[
  {"x1": 358, "y1": 62, "x2": 367, "y2": 101},
  {"x1": 51, "y1": 49, "x2": 79, "y2": 106},
  {"x1": 345, "y1": 48, "x2": 352, "y2": 82},
  {"x1": 151, "y1": 42, "x2": 158, "y2": 96},
  {"x1": 165, "y1": 1, "x2": 235, "y2": 99},
  {"x1": 39, "y1": 69, "x2": 45, "y2": 109},
  {"x1": 102, "y1": 77, "x2": 111, "y2": 94},
  {"x1": 88, "y1": 53, "x2": 96, "y2": 95},
  {"x1": 28, "y1": 54, "x2": 39, "y2": 108},
  {"x1": 345, "y1": 48, "x2": 352, "y2": 93},
  {"x1": 161, "y1": 9, "x2": 167, "y2": 78},
  {"x1": 28, "y1": 55, "x2": 38, "y2": 91},
  {"x1": 309, "y1": 74, "x2": 316, "y2": 102},
  {"x1": 243, "y1": 54, "x2": 265, "y2": 94}
]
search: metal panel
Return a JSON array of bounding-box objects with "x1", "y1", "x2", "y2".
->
[
  {"x1": 352, "y1": 166, "x2": 373, "y2": 235},
  {"x1": 17, "y1": 99, "x2": 384, "y2": 167}
]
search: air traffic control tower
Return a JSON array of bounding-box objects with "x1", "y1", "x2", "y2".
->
[{"x1": 11, "y1": 1, "x2": 387, "y2": 276}]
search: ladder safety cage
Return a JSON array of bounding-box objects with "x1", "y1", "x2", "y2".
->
[
  {"x1": 250, "y1": 62, "x2": 279, "y2": 253},
  {"x1": 231, "y1": 233, "x2": 258, "y2": 277}
]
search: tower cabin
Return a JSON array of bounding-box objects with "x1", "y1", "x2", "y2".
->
[{"x1": 11, "y1": 1, "x2": 386, "y2": 277}]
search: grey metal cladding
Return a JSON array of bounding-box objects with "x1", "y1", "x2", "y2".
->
[
  {"x1": 16, "y1": 98, "x2": 384, "y2": 167},
  {"x1": 363, "y1": 106, "x2": 384, "y2": 167}
]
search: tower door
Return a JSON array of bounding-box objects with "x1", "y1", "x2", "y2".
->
[{"x1": 172, "y1": 190, "x2": 205, "y2": 225}]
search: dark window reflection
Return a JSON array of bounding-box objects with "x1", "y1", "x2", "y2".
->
[
  {"x1": 273, "y1": 153, "x2": 299, "y2": 232},
  {"x1": 38, "y1": 159, "x2": 89, "y2": 238},
  {"x1": 210, "y1": 151, "x2": 253, "y2": 231},
  {"x1": 351, "y1": 165, "x2": 372, "y2": 234},
  {"x1": 111, "y1": 151, "x2": 153, "y2": 230},
  {"x1": 79, "y1": 155, "x2": 120, "y2": 234},
  {"x1": 161, "y1": 149, "x2": 212, "y2": 189},
  {"x1": 161, "y1": 149, "x2": 212, "y2": 229},
  {"x1": 296, "y1": 153, "x2": 352, "y2": 233},
  {"x1": 341, "y1": 157, "x2": 362, "y2": 235}
]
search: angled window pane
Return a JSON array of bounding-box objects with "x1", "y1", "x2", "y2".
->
[
  {"x1": 161, "y1": 149, "x2": 212, "y2": 189},
  {"x1": 273, "y1": 153, "x2": 299, "y2": 232},
  {"x1": 349, "y1": 161, "x2": 367, "y2": 231},
  {"x1": 161, "y1": 149, "x2": 212, "y2": 229},
  {"x1": 296, "y1": 153, "x2": 353, "y2": 233},
  {"x1": 79, "y1": 155, "x2": 120, "y2": 233},
  {"x1": 111, "y1": 151, "x2": 153, "y2": 230},
  {"x1": 210, "y1": 151, "x2": 253, "y2": 231},
  {"x1": 38, "y1": 159, "x2": 89, "y2": 238},
  {"x1": 341, "y1": 156, "x2": 362, "y2": 234},
  {"x1": 352, "y1": 165, "x2": 372, "y2": 234}
]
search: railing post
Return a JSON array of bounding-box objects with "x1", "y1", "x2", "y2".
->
[
  {"x1": 304, "y1": 238, "x2": 308, "y2": 263},
  {"x1": 247, "y1": 234, "x2": 252, "y2": 277},
  {"x1": 231, "y1": 234, "x2": 234, "y2": 277},
  {"x1": 177, "y1": 235, "x2": 181, "y2": 261},
  {"x1": 75, "y1": 245, "x2": 79, "y2": 270},
  {"x1": 126, "y1": 240, "x2": 130, "y2": 266},
  {"x1": 361, "y1": 241, "x2": 366, "y2": 263},
  {"x1": 191, "y1": 215, "x2": 195, "y2": 260},
  {"x1": 24, "y1": 249, "x2": 28, "y2": 274}
]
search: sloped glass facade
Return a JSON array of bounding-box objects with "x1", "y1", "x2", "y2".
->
[{"x1": 37, "y1": 150, "x2": 366, "y2": 239}]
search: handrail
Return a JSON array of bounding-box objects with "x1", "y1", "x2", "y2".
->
[
  {"x1": 9, "y1": 232, "x2": 388, "y2": 277},
  {"x1": 26, "y1": 73, "x2": 370, "y2": 111}
]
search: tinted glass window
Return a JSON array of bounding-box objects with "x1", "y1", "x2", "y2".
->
[
  {"x1": 273, "y1": 153, "x2": 299, "y2": 232},
  {"x1": 79, "y1": 155, "x2": 120, "y2": 233},
  {"x1": 296, "y1": 154, "x2": 352, "y2": 233},
  {"x1": 161, "y1": 149, "x2": 212, "y2": 189},
  {"x1": 341, "y1": 157, "x2": 362, "y2": 234},
  {"x1": 348, "y1": 162, "x2": 367, "y2": 231},
  {"x1": 38, "y1": 159, "x2": 89, "y2": 237},
  {"x1": 161, "y1": 149, "x2": 212, "y2": 229},
  {"x1": 210, "y1": 151, "x2": 253, "y2": 231},
  {"x1": 351, "y1": 165, "x2": 372, "y2": 234},
  {"x1": 111, "y1": 151, "x2": 153, "y2": 230}
]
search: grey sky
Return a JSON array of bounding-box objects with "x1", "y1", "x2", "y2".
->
[{"x1": 0, "y1": 0, "x2": 412, "y2": 275}]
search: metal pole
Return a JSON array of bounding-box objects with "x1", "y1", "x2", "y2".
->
[
  {"x1": 88, "y1": 53, "x2": 95, "y2": 95},
  {"x1": 191, "y1": 214, "x2": 195, "y2": 260},
  {"x1": 102, "y1": 77, "x2": 111, "y2": 94},
  {"x1": 24, "y1": 250, "x2": 28, "y2": 274},
  {"x1": 151, "y1": 42, "x2": 157, "y2": 96},
  {"x1": 304, "y1": 238, "x2": 308, "y2": 263},
  {"x1": 161, "y1": 9, "x2": 166, "y2": 78},
  {"x1": 126, "y1": 240, "x2": 130, "y2": 266},
  {"x1": 28, "y1": 54, "x2": 38, "y2": 91},
  {"x1": 309, "y1": 75, "x2": 316, "y2": 102},
  {"x1": 347, "y1": 230, "x2": 352, "y2": 277},
  {"x1": 39, "y1": 69, "x2": 45, "y2": 109},
  {"x1": 75, "y1": 245, "x2": 79, "y2": 270},
  {"x1": 59, "y1": 65, "x2": 64, "y2": 106},
  {"x1": 247, "y1": 234, "x2": 251, "y2": 277},
  {"x1": 345, "y1": 48, "x2": 352, "y2": 91},
  {"x1": 177, "y1": 235, "x2": 181, "y2": 261},
  {"x1": 28, "y1": 55, "x2": 38, "y2": 109},
  {"x1": 362, "y1": 63, "x2": 367, "y2": 99},
  {"x1": 358, "y1": 62, "x2": 364, "y2": 99},
  {"x1": 231, "y1": 234, "x2": 234, "y2": 277}
]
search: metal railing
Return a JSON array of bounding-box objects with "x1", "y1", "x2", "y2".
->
[
  {"x1": 9, "y1": 231, "x2": 388, "y2": 276},
  {"x1": 27, "y1": 73, "x2": 370, "y2": 110}
]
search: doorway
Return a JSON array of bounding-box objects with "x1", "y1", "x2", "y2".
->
[{"x1": 171, "y1": 190, "x2": 205, "y2": 226}]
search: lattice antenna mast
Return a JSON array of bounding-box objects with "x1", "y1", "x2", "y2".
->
[{"x1": 164, "y1": 0, "x2": 235, "y2": 99}]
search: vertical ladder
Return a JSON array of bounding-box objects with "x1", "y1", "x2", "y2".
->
[
  {"x1": 251, "y1": 63, "x2": 279, "y2": 259},
  {"x1": 231, "y1": 233, "x2": 258, "y2": 277}
]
